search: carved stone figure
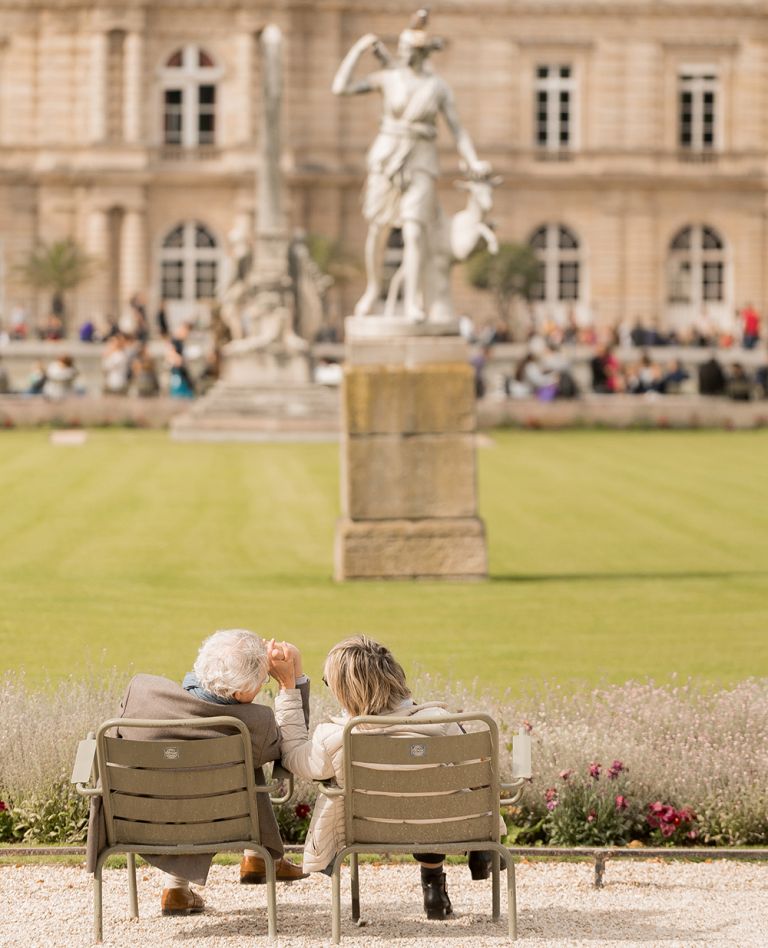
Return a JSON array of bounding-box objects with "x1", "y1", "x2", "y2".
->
[{"x1": 332, "y1": 9, "x2": 493, "y2": 324}]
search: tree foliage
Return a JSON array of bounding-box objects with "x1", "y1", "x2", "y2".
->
[{"x1": 465, "y1": 241, "x2": 540, "y2": 324}]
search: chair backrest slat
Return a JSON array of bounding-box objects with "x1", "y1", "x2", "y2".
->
[
  {"x1": 107, "y1": 762, "x2": 248, "y2": 795},
  {"x1": 349, "y1": 729, "x2": 491, "y2": 766},
  {"x1": 113, "y1": 815, "x2": 253, "y2": 846},
  {"x1": 352, "y1": 785, "x2": 493, "y2": 821},
  {"x1": 110, "y1": 789, "x2": 251, "y2": 824},
  {"x1": 351, "y1": 814, "x2": 494, "y2": 846},
  {"x1": 104, "y1": 733, "x2": 245, "y2": 768},
  {"x1": 351, "y1": 759, "x2": 490, "y2": 794}
]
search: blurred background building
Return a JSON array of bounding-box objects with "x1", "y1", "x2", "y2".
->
[{"x1": 0, "y1": 0, "x2": 766, "y2": 337}]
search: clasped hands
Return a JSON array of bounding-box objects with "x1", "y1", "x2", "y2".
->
[{"x1": 266, "y1": 639, "x2": 303, "y2": 691}]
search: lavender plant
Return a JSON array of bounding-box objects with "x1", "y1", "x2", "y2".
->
[{"x1": 1, "y1": 672, "x2": 767, "y2": 846}]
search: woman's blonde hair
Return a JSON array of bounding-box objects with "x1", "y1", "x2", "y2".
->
[{"x1": 324, "y1": 635, "x2": 410, "y2": 717}]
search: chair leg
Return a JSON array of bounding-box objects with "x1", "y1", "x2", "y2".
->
[
  {"x1": 331, "y1": 852, "x2": 345, "y2": 944},
  {"x1": 506, "y1": 854, "x2": 517, "y2": 941},
  {"x1": 127, "y1": 853, "x2": 138, "y2": 919},
  {"x1": 491, "y1": 849, "x2": 500, "y2": 920},
  {"x1": 94, "y1": 858, "x2": 104, "y2": 943},
  {"x1": 350, "y1": 852, "x2": 360, "y2": 922},
  {"x1": 265, "y1": 853, "x2": 277, "y2": 943}
]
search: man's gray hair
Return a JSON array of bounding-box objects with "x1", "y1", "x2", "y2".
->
[{"x1": 193, "y1": 629, "x2": 268, "y2": 699}]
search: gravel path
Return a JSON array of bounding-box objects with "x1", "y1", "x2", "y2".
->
[{"x1": 1, "y1": 859, "x2": 767, "y2": 946}]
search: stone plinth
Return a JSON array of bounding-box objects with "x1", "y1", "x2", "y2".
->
[
  {"x1": 335, "y1": 322, "x2": 487, "y2": 581},
  {"x1": 222, "y1": 348, "x2": 310, "y2": 386}
]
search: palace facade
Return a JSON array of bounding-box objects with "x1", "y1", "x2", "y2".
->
[{"x1": 0, "y1": 0, "x2": 767, "y2": 334}]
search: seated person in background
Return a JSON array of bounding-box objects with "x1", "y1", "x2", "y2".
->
[
  {"x1": 660, "y1": 358, "x2": 690, "y2": 394},
  {"x1": 698, "y1": 352, "x2": 726, "y2": 396},
  {"x1": 272, "y1": 635, "x2": 499, "y2": 922},
  {"x1": 42, "y1": 354, "x2": 78, "y2": 400},
  {"x1": 727, "y1": 362, "x2": 752, "y2": 401},
  {"x1": 86, "y1": 629, "x2": 309, "y2": 917}
]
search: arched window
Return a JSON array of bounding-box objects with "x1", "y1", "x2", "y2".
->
[
  {"x1": 161, "y1": 46, "x2": 220, "y2": 148},
  {"x1": 160, "y1": 222, "x2": 221, "y2": 305},
  {"x1": 529, "y1": 224, "x2": 581, "y2": 305},
  {"x1": 667, "y1": 224, "x2": 730, "y2": 329}
]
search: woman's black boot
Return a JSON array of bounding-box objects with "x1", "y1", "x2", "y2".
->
[
  {"x1": 421, "y1": 869, "x2": 453, "y2": 919},
  {"x1": 468, "y1": 850, "x2": 492, "y2": 880}
]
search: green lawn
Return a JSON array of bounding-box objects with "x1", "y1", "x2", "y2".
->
[{"x1": 1, "y1": 429, "x2": 766, "y2": 692}]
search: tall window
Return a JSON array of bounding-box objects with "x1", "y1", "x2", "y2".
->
[
  {"x1": 529, "y1": 224, "x2": 581, "y2": 305},
  {"x1": 106, "y1": 30, "x2": 126, "y2": 141},
  {"x1": 668, "y1": 225, "x2": 726, "y2": 306},
  {"x1": 678, "y1": 67, "x2": 719, "y2": 154},
  {"x1": 161, "y1": 46, "x2": 220, "y2": 148},
  {"x1": 534, "y1": 64, "x2": 576, "y2": 154},
  {"x1": 160, "y1": 222, "x2": 221, "y2": 303}
]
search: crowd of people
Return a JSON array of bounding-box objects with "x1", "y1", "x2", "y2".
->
[{"x1": 0, "y1": 293, "x2": 220, "y2": 400}]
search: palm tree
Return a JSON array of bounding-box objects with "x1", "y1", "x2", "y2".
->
[{"x1": 16, "y1": 238, "x2": 98, "y2": 334}]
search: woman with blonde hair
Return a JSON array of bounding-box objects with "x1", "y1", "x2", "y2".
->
[{"x1": 270, "y1": 635, "x2": 494, "y2": 919}]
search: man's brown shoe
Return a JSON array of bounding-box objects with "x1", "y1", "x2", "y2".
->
[
  {"x1": 160, "y1": 887, "x2": 205, "y2": 916},
  {"x1": 240, "y1": 855, "x2": 308, "y2": 884}
]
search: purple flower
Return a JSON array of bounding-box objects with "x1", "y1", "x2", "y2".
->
[
  {"x1": 607, "y1": 760, "x2": 625, "y2": 780},
  {"x1": 546, "y1": 799, "x2": 558, "y2": 812},
  {"x1": 588, "y1": 762, "x2": 602, "y2": 780}
]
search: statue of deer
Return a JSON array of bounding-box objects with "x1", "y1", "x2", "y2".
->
[{"x1": 384, "y1": 173, "x2": 501, "y2": 322}]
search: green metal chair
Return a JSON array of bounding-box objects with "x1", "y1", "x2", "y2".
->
[
  {"x1": 72, "y1": 716, "x2": 289, "y2": 944},
  {"x1": 321, "y1": 712, "x2": 525, "y2": 943}
]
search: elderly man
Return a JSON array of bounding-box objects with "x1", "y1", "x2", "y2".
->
[{"x1": 86, "y1": 629, "x2": 309, "y2": 915}]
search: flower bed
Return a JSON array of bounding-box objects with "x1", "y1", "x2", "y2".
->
[{"x1": 2, "y1": 673, "x2": 766, "y2": 848}]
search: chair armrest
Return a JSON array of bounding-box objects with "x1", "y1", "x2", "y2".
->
[
  {"x1": 317, "y1": 781, "x2": 344, "y2": 799},
  {"x1": 500, "y1": 777, "x2": 526, "y2": 806},
  {"x1": 251, "y1": 762, "x2": 295, "y2": 805},
  {"x1": 71, "y1": 734, "x2": 102, "y2": 797}
]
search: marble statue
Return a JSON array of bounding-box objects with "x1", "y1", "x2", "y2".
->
[{"x1": 332, "y1": 8, "x2": 495, "y2": 325}]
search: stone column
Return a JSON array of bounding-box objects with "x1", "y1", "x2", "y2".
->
[
  {"x1": 90, "y1": 32, "x2": 108, "y2": 142},
  {"x1": 334, "y1": 325, "x2": 488, "y2": 581},
  {"x1": 123, "y1": 31, "x2": 144, "y2": 144},
  {"x1": 84, "y1": 207, "x2": 110, "y2": 321},
  {"x1": 119, "y1": 208, "x2": 147, "y2": 315}
]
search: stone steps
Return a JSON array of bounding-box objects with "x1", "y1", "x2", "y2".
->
[{"x1": 170, "y1": 380, "x2": 340, "y2": 441}]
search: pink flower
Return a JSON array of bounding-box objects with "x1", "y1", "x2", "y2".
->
[
  {"x1": 607, "y1": 760, "x2": 625, "y2": 780},
  {"x1": 559, "y1": 769, "x2": 573, "y2": 782},
  {"x1": 586, "y1": 810, "x2": 596, "y2": 823},
  {"x1": 615, "y1": 795, "x2": 628, "y2": 810},
  {"x1": 588, "y1": 762, "x2": 601, "y2": 780},
  {"x1": 0, "y1": 801, "x2": 6, "y2": 812},
  {"x1": 546, "y1": 799, "x2": 558, "y2": 812},
  {"x1": 544, "y1": 787, "x2": 558, "y2": 803},
  {"x1": 660, "y1": 823, "x2": 676, "y2": 838},
  {"x1": 295, "y1": 803, "x2": 311, "y2": 820},
  {"x1": 522, "y1": 720, "x2": 533, "y2": 734}
]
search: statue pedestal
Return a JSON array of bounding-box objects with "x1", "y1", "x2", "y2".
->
[
  {"x1": 222, "y1": 347, "x2": 310, "y2": 386},
  {"x1": 334, "y1": 318, "x2": 487, "y2": 581}
]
